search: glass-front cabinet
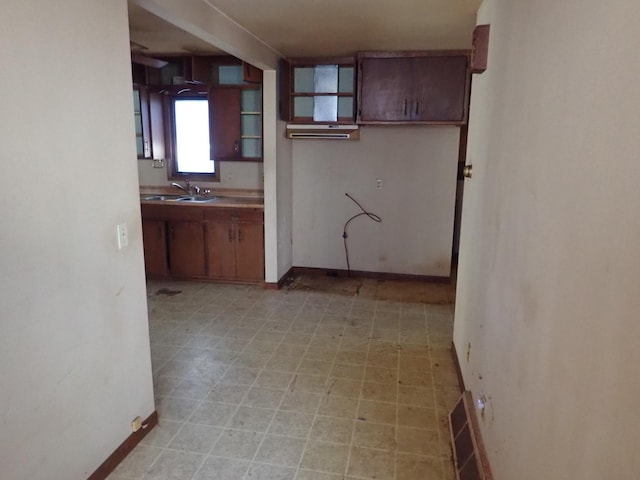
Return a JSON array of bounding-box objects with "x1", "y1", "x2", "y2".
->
[
  {"x1": 240, "y1": 88, "x2": 262, "y2": 159},
  {"x1": 132, "y1": 57, "x2": 263, "y2": 163},
  {"x1": 280, "y1": 57, "x2": 356, "y2": 124},
  {"x1": 209, "y1": 64, "x2": 263, "y2": 161}
]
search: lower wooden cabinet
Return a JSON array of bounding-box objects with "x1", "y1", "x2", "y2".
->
[
  {"x1": 167, "y1": 220, "x2": 206, "y2": 278},
  {"x1": 141, "y1": 203, "x2": 264, "y2": 284},
  {"x1": 141, "y1": 219, "x2": 168, "y2": 277},
  {"x1": 205, "y1": 208, "x2": 264, "y2": 283}
]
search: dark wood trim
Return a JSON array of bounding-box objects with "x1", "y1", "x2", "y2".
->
[
  {"x1": 471, "y1": 25, "x2": 490, "y2": 74},
  {"x1": 242, "y1": 62, "x2": 263, "y2": 83},
  {"x1": 292, "y1": 266, "x2": 452, "y2": 284},
  {"x1": 279, "y1": 59, "x2": 292, "y2": 121},
  {"x1": 291, "y1": 92, "x2": 354, "y2": 97},
  {"x1": 288, "y1": 117, "x2": 357, "y2": 125},
  {"x1": 451, "y1": 341, "x2": 466, "y2": 393},
  {"x1": 263, "y1": 266, "x2": 295, "y2": 290},
  {"x1": 87, "y1": 411, "x2": 158, "y2": 480},
  {"x1": 452, "y1": 123, "x2": 469, "y2": 258}
]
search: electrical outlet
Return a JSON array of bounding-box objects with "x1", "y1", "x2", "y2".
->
[
  {"x1": 376, "y1": 179, "x2": 382, "y2": 190},
  {"x1": 131, "y1": 416, "x2": 142, "y2": 432},
  {"x1": 116, "y1": 223, "x2": 128, "y2": 250}
]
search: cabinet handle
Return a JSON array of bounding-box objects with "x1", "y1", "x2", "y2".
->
[
  {"x1": 238, "y1": 228, "x2": 243, "y2": 243},
  {"x1": 234, "y1": 140, "x2": 239, "y2": 153},
  {"x1": 415, "y1": 101, "x2": 419, "y2": 115},
  {"x1": 404, "y1": 99, "x2": 408, "y2": 116},
  {"x1": 157, "y1": 225, "x2": 163, "y2": 241},
  {"x1": 228, "y1": 228, "x2": 233, "y2": 242},
  {"x1": 170, "y1": 226, "x2": 175, "y2": 240}
]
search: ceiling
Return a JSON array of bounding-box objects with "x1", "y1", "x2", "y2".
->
[
  {"x1": 128, "y1": 0, "x2": 482, "y2": 59},
  {"x1": 128, "y1": 3, "x2": 224, "y2": 55}
]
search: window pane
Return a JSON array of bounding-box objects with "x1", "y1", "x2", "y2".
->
[
  {"x1": 314, "y1": 65, "x2": 338, "y2": 93},
  {"x1": 241, "y1": 138, "x2": 261, "y2": 158},
  {"x1": 241, "y1": 114, "x2": 261, "y2": 136},
  {"x1": 218, "y1": 65, "x2": 245, "y2": 85},
  {"x1": 338, "y1": 97, "x2": 354, "y2": 118},
  {"x1": 294, "y1": 68, "x2": 315, "y2": 93},
  {"x1": 174, "y1": 99, "x2": 214, "y2": 174},
  {"x1": 338, "y1": 67, "x2": 354, "y2": 93},
  {"x1": 313, "y1": 96, "x2": 338, "y2": 122},
  {"x1": 241, "y1": 89, "x2": 261, "y2": 112},
  {"x1": 294, "y1": 97, "x2": 314, "y2": 117}
]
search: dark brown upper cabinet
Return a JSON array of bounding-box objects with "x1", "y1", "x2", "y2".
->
[
  {"x1": 357, "y1": 51, "x2": 470, "y2": 125},
  {"x1": 209, "y1": 86, "x2": 262, "y2": 161},
  {"x1": 133, "y1": 86, "x2": 165, "y2": 160}
]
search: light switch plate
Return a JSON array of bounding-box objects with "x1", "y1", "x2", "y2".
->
[{"x1": 117, "y1": 223, "x2": 128, "y2": 250}]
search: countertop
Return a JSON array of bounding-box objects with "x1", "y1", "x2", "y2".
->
[{"x1": 139, "y1": 187, "x2": 264, "y2": 210}]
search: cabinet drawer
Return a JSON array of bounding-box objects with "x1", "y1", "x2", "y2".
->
[
  {"x1": 141, "y1": 204, "x2": 204, "y2": 221},
  {"x1": 204, "y1": 208, "x2": 263, "y2": 223}
]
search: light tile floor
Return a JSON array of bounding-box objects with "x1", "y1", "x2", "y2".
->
[{"x1": 109, "y1": 277, "x2": 461, "y2": 480}]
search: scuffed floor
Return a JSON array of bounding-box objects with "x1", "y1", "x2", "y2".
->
[
  {"x1": 109, "y1": 275, "x2": 461, "y2": 480},
  {"x1": 287, "y1": 273, "x2": 456, "y2": 305}
]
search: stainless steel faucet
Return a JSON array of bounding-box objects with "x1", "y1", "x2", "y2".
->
[{"x1": 171, "y1": 180, "x2": 192, "y2": 195}]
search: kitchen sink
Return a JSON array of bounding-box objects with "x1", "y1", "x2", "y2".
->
[
  {"x1": 142, "y1": 195, "x2": 218, "y2": 203},
  {"x1": 174, "y1": 196, "x2": 219, "y2": 203}
]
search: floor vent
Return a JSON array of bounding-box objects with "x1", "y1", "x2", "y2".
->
[{"x1": 449, "y1": 391, "x2": 493, "y2": 480}]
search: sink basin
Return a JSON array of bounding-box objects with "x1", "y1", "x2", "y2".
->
[
  {"x1": 142, "y1": 194, "x2": 218, "y2": 203},
  {"x1": 174, "y1": 196, "x2": 218, "y2": 203},
  {"x1": 142, "y1": 195, "x2": 182, "y2": 201}
]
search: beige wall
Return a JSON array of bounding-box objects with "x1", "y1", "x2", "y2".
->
[
  {"x1": 276, "y1": 120, "x2": 294, "y2": 279},
  {"x1": 454, "y1": 0, "x2": 640, "y2": 478},
  {"x1": 292, "y1": 126, "x2": 460, "y2": 276},
  {"x1": 138, "y1": 159, "x2": 264, "y2": 190},
  {"x1": 0, "y1": 1, "x2": 155, "y2": 478}
]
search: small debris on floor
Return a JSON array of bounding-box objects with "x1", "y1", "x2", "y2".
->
[{"x1": 153, "y1": 288, "x2": 182, "y2": 297}]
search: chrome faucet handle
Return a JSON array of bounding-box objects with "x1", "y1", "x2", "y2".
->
[
  {"x1": 193, "y1": 185, "x2": 201, "y2": 195},
  {"x1": 202, "y1": 188, "x2": 211, "y2": 196}
]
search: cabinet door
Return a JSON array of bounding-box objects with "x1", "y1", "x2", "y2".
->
[
  {"x1": 167, "y1": 221, "x2": 206, "y2": 278},
  {"x1": 134, "y1": 88, "x2": 152, "y2": 158},
  {"x1": 141, "y1": 220, "x2": 168, "y2": 277},
  {"x1": 411, "y1": 56, "x2": 468, "y2": 122},
  {"x1": 210, "y1": 87, "x2": 241, "y2": 160},
  {"x1": 235, "y1": 223, "x2": 264, "y2": 282},
  {"x1": 148, "y1": 91, "x2": 166, "y2": 160},
  {"x1": 358, "y1": 57, "x2": 412, "y2": 122},
  {"x1": 206, "y1": 222, "x2": 237, "y2": 280}
]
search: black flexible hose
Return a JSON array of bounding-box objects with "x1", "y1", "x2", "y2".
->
[{"x1": 342, "y1": 193, "x2": 382, "y2": 277}]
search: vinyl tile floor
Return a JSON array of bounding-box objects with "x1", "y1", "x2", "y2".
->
[{"x1": 108, "y1": 277, "x2": 461, "y2": 480}]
